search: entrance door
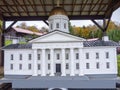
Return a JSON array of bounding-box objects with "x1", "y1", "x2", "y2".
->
[{"x1": 56, "y1": 64, "x2": 61, "y2": 73}]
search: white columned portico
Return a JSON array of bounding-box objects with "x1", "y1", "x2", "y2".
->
[
  {"x1": 61, "y1": 48, "x2": 66, "y2": 76},
  {"x1": 33, "y1": 49, "x2": 38, "y2": 76},
  {"x1": 79, "y1": 48, "x2": 84, "y2": 76},
  {"x1": 70, "y1": 48, "x2": 75, "y2": 76},
  {"x1": 50, "y1": 48, "x2": 54, "y2": 76},
  {"x1": 41, "y1": 49, "x2": 46, "y2": 76}
]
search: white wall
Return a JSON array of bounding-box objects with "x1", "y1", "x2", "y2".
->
[
  {"x1": 4, "y1": 49, "x2": 33, "y2": 75},
  {"x1": 83, "y1": 47, "x2": 117, "y2": 75},
  {"x1": 4, "y1": 46, "x2": 117, "y2": 76}
]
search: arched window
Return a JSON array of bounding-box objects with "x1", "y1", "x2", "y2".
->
[
  {"x1": 56, "y1": 23, "x2": 59, "y2": 28},
  {"x1": 64, "y1": 23, "x2": 66, "y2": 29},
  {"x1": 51, "y1": 23, "x2": 53, "y2": 29}
]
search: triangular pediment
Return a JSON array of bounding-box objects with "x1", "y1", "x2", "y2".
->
[{"x1": 29, "y1": 30, "x2": 85, "y2": 43}]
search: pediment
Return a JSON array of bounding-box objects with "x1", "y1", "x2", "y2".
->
[{"x1": 29, "y1": 31, "x2": 85, "y2": 43}]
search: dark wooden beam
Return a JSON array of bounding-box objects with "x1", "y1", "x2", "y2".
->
[
  {"x1": 6, "y1": 21, "x2": 17, "y2": 30},
  {"x1": 43, "y1": 20, "x2": 48, "y2": 26},
  {"x1": 105, "y1": 0, "x2": 120, "y2": 18},
  {"x1": 91, "y1": 19, "x2": 104, "y2": 31},
  {"x1": 3, "y1": 15, "x2": 107, "y2": 21}
]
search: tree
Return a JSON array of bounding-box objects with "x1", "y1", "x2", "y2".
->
[
  {"x1": 27, "y1": 26, "x2": 39, "y2": 32},
  {"x1": 69, "y1": 22, "x2": 74, "y2": 34},
  {"x1": 16, "y1": 22, "x2": 27, "y2": 29}
]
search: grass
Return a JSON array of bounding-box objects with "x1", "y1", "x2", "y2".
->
[
  {"x1": 5, "y1": 40, "x2": 12, "y2": 46},
  {"x1": 5, "y1": 40, "x2": 26, "y2": 46},
  {"x1": 117, "y1": 54, "x2": 120, "y2": 76}
]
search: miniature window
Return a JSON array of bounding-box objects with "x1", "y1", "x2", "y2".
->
[
  {"x1": 28, "y1": 64, "x2": 31, "y2": 70},
  {"x1": 96, "y1": 62, "x2": 100, "y2": 69},
  {"x1": 76, "y1": 63, "x2": 79, "y2": 70},
  {"x1": 48, "y1": 54, "x2": 50, "y2": 60},
  {"x1": 57, "y1": 54, "x2": 60, "y2": 60},
  {"x1": 76, "y1": 53, "x2": 79, "y2": 60},
  {"x1": 106, "y1": 62, "x2": 110, "y2": 69},
  {"x1": 10, "y1": 64, "x2": 13, "y2": 70},
  {"x1": 64, "y1": 23, "x2": 66, "y2": 29},
  {"x1": 38, "y1": 64, "x2": 41, "y2": 70},
  {"x1": 56, "y1": 23, "x2": 59, "y2": 28},
  {"x1": 19, "y1": 64, "x2": 22, "y2": 70},
  {"x1": 28, "y1": 54, "x2": 32, "y2": 60},
  {"x1": 65, "y1": 53, "x2": 69, "y2": 60},
  {"x1": 96, "y1": 53, "x2": 99, "y2": 59},
  {"x1": 48, "y1": 64, "x2": 50, "y2": 70},
  {"x1": 20, "y1": 54, "x2": 22, "y2": 60},
  {"x1": 66, "y1": 63, "x2": 69, "y2": 69},
  {"x1": 106, "y1": 52, "x2": 109, "y2": 59},
  {"x1": 86, "y1": 53, "x2": 89, "y2": 59},
  {"x1": 38, "y1": 54, "x2": 41, "y2": 60},
  {"x1": 86, "y1": 63, "x2": 90, "y2": 69},
  {"x1": 51, "y1": 23, "x2": 53, "y2": 29},
  {"x1": 11, "y1": 54, "x2": 13, "y2": 60}
]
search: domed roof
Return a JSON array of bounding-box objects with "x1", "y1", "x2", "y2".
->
[{"x1": 49, "y1": 7, "x2": 67, "y2": 16}]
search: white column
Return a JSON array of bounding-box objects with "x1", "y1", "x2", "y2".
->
[
  {"x1": 33, "y1": 49, "x2": 38, "y2": 76},
  {"x1": 70, "y1": 48, "x2": 75, "y2": 76},
  {"x1": 50, "y1": 48, "x2": 54, "y2": 76},
  {"x1": 41, "y1": 49, "x2": 46, "y2": 76},
  {"x1": 79, "y1": 48, "x2": 84, "y2": 76},
  {"x1": 61, "y1": 48, "x2": 66, "y2": 76}
]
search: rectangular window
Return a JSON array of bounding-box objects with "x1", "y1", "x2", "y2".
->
[
  {"x1": 86, "y1": 53, "x2": 89, "y2": 59},
  {"x1": 10, "y1": 64, "x2": 13, "y2": 70},
  {"x1": 76, "y1": 63, "x2": 79, "y2": 70},
  {"x1": 19, "y1": 64, "x2": 22, "y2": 70},
  {"x1": 38, "y1": 54, "x2": 41, "y2": 60},
  {"x1": 86, "y1": 63, "x2": 90, "y2": 69},
  {"x1": 28, "y1": 54, "x2": 32, "y2": 60},
  {"x1": 66, "y1": 63, "x2": 69, "y2": 69},
  {"x1": 48, "y1": 64, "x2": 50, "y2": 70},
  {"x1": 28, "y1": 64, "x2": 31, "y2": 70},
  {"x1": 96, "y1": 53, "x2": 99, "y2": 59},
  {"x1": 106, "y1": 52, "x2": 109, "y2": 59},
  {"x1": 65, "y1": 53, "x2": 69, "y2": 60},
  {"x1": 76, "y1": 53, "x2": 79, "y2": 59},
  {"x1": 48, "y1": 54, "x2": 50, "y2": 60},
  {"x1": 106, "y1": 62, "x2": 110, "y2": 69},
  {"x1": 11, "y1": 54, "x2": 13, "y2": 60},
  {"x1": 38, "y1": 64, "x2": 41, "y2": 70},
  {"x1": 20, "y1": 54, "x2": 22, "y2": 60},
  {"x1": 96, "y1": 62, "x2": 100, "y2": 69},
  {"x1": 57, "y1": 54, "x2": 60, "y2": 60},
  {"x1": 56, "y1": 23, "x2": 59, "y2": 28}
]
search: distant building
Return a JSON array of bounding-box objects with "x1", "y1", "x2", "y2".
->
[
  {"x1": 2, "y1": 6, "x2": 119, "y2": 90},
  {"x1": 4, "y1": 27, "x2": 43, "y2": 42}
]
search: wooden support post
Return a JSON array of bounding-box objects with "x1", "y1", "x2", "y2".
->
[{"x1": 0, "y1": 21, "x2": 5, "y2": 66}]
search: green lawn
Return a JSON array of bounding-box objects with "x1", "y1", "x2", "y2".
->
[
  {"x1": 117, "y1": 54, "x2": 120, "y2": 76},
  {"x1": 5, "y1": 40, "x2": 26, "y2": 46},
  {"x1": 5, "y1": 40, "x2": 12, "y2": 46}
]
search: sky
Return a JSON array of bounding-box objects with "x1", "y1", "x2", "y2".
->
[{"x1": 6, "y1": 7, "x2": 120, "y2": 29}]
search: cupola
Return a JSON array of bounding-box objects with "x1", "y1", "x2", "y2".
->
[{"x1": 48, "y1": 0, "x2": 69, "y2": 33}]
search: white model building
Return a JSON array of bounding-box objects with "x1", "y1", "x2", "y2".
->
[{"x1": 2, "y1": 6, "x2": 118, "y2": 90}]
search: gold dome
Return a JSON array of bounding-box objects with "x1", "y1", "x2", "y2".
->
[{"x1": 49, "y1": 7, "x2": 67, "y2": 16}]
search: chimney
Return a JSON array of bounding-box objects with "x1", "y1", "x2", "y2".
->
[
  {"x1": 12, "y1": 38, "x2": 19, "y2": 44},
  {"x1": 102, "y1": 36, "x2": 109, "y2": 41}
]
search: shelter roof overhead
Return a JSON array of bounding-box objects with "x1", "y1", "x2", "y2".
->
[{"x1": 0, "y1": 0, "x2": 120, "y2": 21}]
